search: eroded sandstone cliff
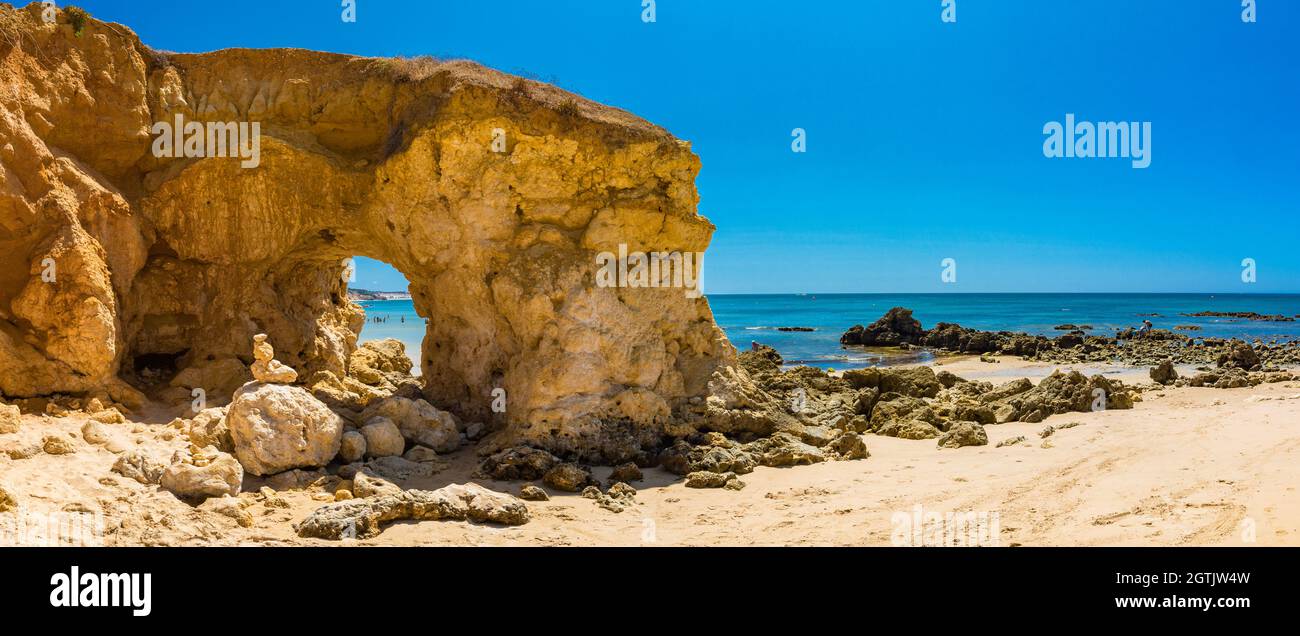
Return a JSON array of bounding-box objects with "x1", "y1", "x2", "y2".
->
[{"x1": 0, "y1": 5, "x2": 732, "y2": 460}]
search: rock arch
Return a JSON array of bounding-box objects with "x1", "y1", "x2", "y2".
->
[{"x1": 0, "y1": 6, "x2": 733, "y2": 460}]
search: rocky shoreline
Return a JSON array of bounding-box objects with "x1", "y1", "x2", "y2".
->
[{"x1": 840, "y1": 307, "x2": 1300, "y2": 369}]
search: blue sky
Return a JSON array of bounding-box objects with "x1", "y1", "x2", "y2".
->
[{"x1": 78, "y1": 0, "x2": 1299, "y2": 293}]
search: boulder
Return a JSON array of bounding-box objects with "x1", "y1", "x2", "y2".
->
[
  {"x1": 876, "y1": 419, "x2": 941, "y2": 440},
  {"x1": 1216, "y1": 342, "x2": 1260, "y2": 370},
  {"x1": 360, "y1": 417, "x2": 405, "y2": 457},
  {"x1": 359, "y1": 396, "x2": 460, "y2": 453},
  {"x1": 226, "y1": 382, "x2": 344, "y2": 476},
  {"x1": 744, "y1": 432, "x2": 825, "y2": 467},
  {"x1": 543, "y1": 463, "x2": 596, "y2": 492},
  {"x1": 608, "y1": 462, "x2": 644, "y2": 483},
  {"x1": 657, "y1": 439, "x2": 757, "y2": 476},
  {"x1": 878, "y1": 366, "x2": 942, "y2": 398},
  {"x1": 478, "y1": 446, "x2": 560, "y2": 481},
  {"x1": 519, "y1": 484, "x2": 549, "y2": 501},
  {"x1": 685, "y1": 471, "x2": 738, "y2": 488},
  {"x1": 338, "y1": 430, "x2": 367, "y2": 463},
  {"x1": 349, "y1": 339, "x2": 414, "y2": 386},
  {"x1": 840, "y1": 307, "x2": 925, "y2": 346},
  {"x1": 160, "y1": 446, "x2": 243, "y2": 500},
  {"x1": 937, "y1": 422, "x2": 989, "y2": 449}
]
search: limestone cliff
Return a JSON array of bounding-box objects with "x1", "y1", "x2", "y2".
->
[{"x1": 0, "y1": 5, "x2": 733, "y2": 460}]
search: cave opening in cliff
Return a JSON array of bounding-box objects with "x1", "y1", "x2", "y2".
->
[{"x1": 347, "y1": 255, "x2": 423, "y2": 377}]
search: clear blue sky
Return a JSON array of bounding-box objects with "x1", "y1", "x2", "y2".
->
[{"x1": 78, "y1": 0, "x2": 1299, "y2": 293}]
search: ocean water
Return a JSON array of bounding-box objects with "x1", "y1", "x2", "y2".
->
[
  {"x1": 355, "y1": 294, "x2": 1300, "y2": 372},
  {"x1": 354, "y1": 299, "x2": 426, "y2": 374}
]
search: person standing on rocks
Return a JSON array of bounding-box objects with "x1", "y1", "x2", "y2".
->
[{"x1": 1136, "y1": 319, "x2": 1153, "y2": 337}]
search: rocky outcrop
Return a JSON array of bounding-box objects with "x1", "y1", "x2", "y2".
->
[
  {"x1": 294, "y1": 483, "x2": 529, "y2": 539},
  {"x1": 226, "y1": 381, "x2": 345, "y2": 476},
  {"x1": 0, "y1": 6, "x2": 730, "y2": 462},
  {"x1": 840, "y1": 307, "x2": 925, "y2": 347}
]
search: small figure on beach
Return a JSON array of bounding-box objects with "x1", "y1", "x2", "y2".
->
[{"x1": 1136, "y1": 319, "x2": 1153, "y2": 337}]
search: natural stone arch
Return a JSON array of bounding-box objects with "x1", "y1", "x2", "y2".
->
[{"x1": 0, "y1": 6, "x2": 734, "y2": 461}]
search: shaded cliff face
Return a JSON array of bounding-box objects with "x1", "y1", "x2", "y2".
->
[{"x1": 0, "y1": 6, "x2": 731, "y2": 458}]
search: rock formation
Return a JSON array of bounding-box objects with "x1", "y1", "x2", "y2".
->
[
  {"x1": 250, "y1": 334, "x2": 298, "y2": 384},
  {"x1": 0, "y1": 6, "x2": 731, "y2": 461}
]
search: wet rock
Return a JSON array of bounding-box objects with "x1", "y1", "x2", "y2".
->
[
  {"x1": 543, "y1": 462, "x2": 596, "y2": 492},
  {"x1": 519, "y1": 484, "x2": 549, "y2": 501},
  {"x1": 478, "y1": 446, "x2": 560, "y2": 481},
  {"x1": 360, "y1": 417, "x2": 405, "y2": 458},
  {"x1": 160, "y1": 446, "x2": 243, "y2": 500},
  {"x1": 294, "y1": 483, "x2": 529, "y2": 539},
  {"x1": 937, "y1": 422, "x2": 988, "y2": 449},
  {"x1": 227, "y1": 382, "x2": 344, "y2": 476}
]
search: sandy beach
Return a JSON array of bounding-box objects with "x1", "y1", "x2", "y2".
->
[{"x1": 4, "y1": 356, "x2": 1296, "y2": 547}]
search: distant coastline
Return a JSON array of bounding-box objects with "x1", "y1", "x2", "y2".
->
[{"x1": 348, "y1": 288, "x2": 412, "y2": 301}]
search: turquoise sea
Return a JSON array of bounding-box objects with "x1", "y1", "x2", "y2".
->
[{"x1": 357, "y1": 294, "x2": 1300, "y2": 371}]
